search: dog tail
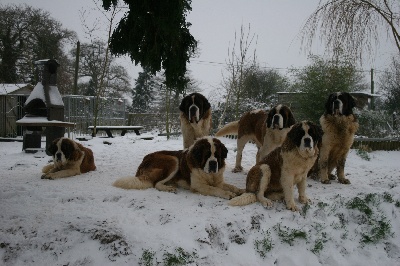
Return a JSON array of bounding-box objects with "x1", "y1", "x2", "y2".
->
[
  {"x1": 113, "y1": 176, "x2": 153, "y2": 190},
  {"x1": 215, "y1": 121, "x2": 239, "y2": 137},
  {"x1": 229, "y1": 193, "x2": 257, "y2": 206}
]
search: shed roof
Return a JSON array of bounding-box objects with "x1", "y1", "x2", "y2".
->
[{"x1": 0, "y1": 84, "x2": 33, "y2": 95}]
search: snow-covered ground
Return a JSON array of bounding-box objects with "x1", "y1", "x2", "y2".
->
[{"x1": 1, "y1": 133, "x2": 399, "y2": 266}]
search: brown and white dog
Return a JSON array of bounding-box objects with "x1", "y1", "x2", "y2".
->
[
  {"x1": 229, "y1": 121, "x2": 322, "y2": 211},
  {"x1": 316, "y1": 92, "x2": 359, "y2": 184},
  {"x1": 41, "y1": 137, "x2": 96, "y2": 179},
  {"x1": 113, "y1": 136, "x2": 244, "y2": 199},
  {"x1": 215, "y1": 104, "x2": 295, "y2": 172},
  {"x1": 179, "y1": 92, "x2": 212, "y2": 149}
]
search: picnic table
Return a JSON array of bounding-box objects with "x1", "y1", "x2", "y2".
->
[{"x1": 88, "y1": 125, "x2": 143, "y2": 138}]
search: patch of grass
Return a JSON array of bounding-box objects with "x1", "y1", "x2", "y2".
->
[
  {"x1": 395, "y1": 200, "x2": 400, "y2": 208},
  {"x1": 346, "y1": 197, "x2": 373, "y2": 217},
  {"x1": 361, "y1": 218, "x2": 393, "y2": 244},
  {"x1": 317, "y1": 202, "x2": 329, "y2": 209},
  {"x1": 254, "y1": 230, "x2": 274, "y2": 258},
  {"x1": 273, "y1": 223, "x2": 307, "y2": 246},
  {"x1": 163, "y1": 247, "x2": 198, "y2": 266},
  {"x1": 301, "y1": 203, "x2": 311, "y2": 217},
  {"x1": 139, "y1": 249, "x2": 156, "y2": 266},
  {"x1": 311, "y1": 232, "x2": 328, "y2": 254},
  {"x1": 356, "y1": 148, "x2": 371, "y2": 161},
  {"x1": 382, "y1": 192, "x2": 394, "y2": 203}
]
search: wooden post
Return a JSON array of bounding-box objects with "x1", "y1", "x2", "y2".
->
[{"x1": 73, "y1": 41, "x2": 80, "y2": 95}]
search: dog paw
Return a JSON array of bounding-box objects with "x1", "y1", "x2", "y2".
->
[
  {"x1": 223, "y1": 191, "x2": 237, "y2": 200},
  {"x1": 299, "y1": 195, "x2": 311, "y2": 204},
  {"x1": 321, "y1": 179, "x2": 331, "y2": 184},
  {"x1": 329, "y1": 174, "x2": 337, "y2": 180},
  {"x1": 260, "y1": 198, "x2": 273, "y2": 208},
  {"x1": 338, "y1": 178, "x2": 351, "y2": 184},
  {"x1": 41, "y1": 174, "x2": 55, "y2": 180},
  {"x1": 286, "y1": 202, "x2": 299, "y2": 212},
  {"x1": 232, "y1": 166, "x2": 243, "y2": 173}
]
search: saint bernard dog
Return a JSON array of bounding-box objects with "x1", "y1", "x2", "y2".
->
[
  {"x1": 229, "y1": 121, "x2": 322, "y2": 211},
  {"x1": 179, "y1": 92, "x2": 212, "y2": 149},
  {"x1": 113, "y1": 136, "x2": 244, "y2": 199},
  {"x1": 41, "y1": 137, "x2": 96, "y2": 179},
  {"x1": 316, "y1": 92, "x2": 359, "y2": 184},
  {"x1": 215, "y1": 104, "x2": 295, "y2": 172}
]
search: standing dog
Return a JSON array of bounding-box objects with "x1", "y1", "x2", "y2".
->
[
  {"x1": 317, "y1": 92, "x2": 359, "y2": 184},
  {"x1": 229, "y1": 121, "x2": 322, "y2": 211},
  {"x1": 41, "y1": 137, "x2": 96, "y2": 179},
  {"x1": 179, "y1": 92, "x2": 212, "y2": 149},
  {"x1": 113, "y1": 137, "x2": 244, "y2": 199},
  {"x1": 215, "y1": 104, "x2": 295, "y2": 172}
]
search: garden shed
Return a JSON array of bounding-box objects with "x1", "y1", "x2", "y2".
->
[{"x1": 0, "y1": 84, "x2": 33, "y2": 138}]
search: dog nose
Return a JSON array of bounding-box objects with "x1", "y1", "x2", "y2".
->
[
  {"x1": 304, "y1": 137, "x2": 311, "y2": 148},
  {"x1": 208, "y1": 160, "x2": 218, "y2": 173},
  {"x1": 56, "y1": 152, "x2": 62, "y2": 161}
]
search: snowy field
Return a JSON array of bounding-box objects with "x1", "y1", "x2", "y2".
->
[{"x1": 1, "y1": 133, "x2": 399, "y2": 266}]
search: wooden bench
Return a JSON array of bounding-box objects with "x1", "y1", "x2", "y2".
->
[{"x1": 88, "y1": 126, "x2": 143, "y2": 138}]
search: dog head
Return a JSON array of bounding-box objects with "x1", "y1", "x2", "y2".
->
[
  {"x1": 266, "y1": 104, "x2": 295, "y2": 130},
  {"x1": 324, "y1": 92, "x2": 356, "y2": 116},
  {"x1": 188, "y1": 137, "x2": 227, "y2": 174},
  {"x1": 285, "y1": 121, "x2": 323, "y2": 158},
  {"x1": 179, "y1": 92, "x2": 211, "y2": 123},
  {"x1": 48, "y1": 137, "x2": 82, "y2": 166}
]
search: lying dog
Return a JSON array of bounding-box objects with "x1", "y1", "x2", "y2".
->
[
  {"x1": 229, "y1": 121, "x2": 322, "y2": 211},
  {"x1": 179, "y1": 92, "x2": 212, "y2": 149},
  {"x1": 317, "y1": 92, "x2": 359, "y2": 184},
  {"x1": 113, "y1": 136, "x2": 244, "y2": 199},
  {"x1": 41, "y1": 137, "x2": 96, "y2": 179},
  {"x1": 215, "y1": 104, "x2": 295, "y2": 172}
]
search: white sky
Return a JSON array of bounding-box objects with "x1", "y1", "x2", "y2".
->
[{"x1": 1, "y1": 0, "x2": 397, "y2": 93}]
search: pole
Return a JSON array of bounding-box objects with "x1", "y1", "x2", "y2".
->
[
  {"x1": 370, "y1": 68, "x2": 374, "y2": 110},
  {"x1": 73, "y1": 41, "x2": 80, "y2": 95}
]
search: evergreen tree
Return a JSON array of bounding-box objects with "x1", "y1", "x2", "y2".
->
[{"x1": 130, "y1": 69, "x2": 156, "y2": 113}]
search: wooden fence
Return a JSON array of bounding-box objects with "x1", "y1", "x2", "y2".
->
[
  {"x1": 127, "y1": 113, "x2": 181, "y2": 134},
  {"x1": 352, "y1": 138, "x2": 400, "y2": 151}
]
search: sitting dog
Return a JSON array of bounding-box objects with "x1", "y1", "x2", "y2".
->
[
  {"x1": 179, "y1": 92, "x2": 212, "y2": 149},
  {"x1": 316, "y1": 92, "x2": 359, "y2": 184},
  {"x1": 113, "y1": 136, "x2": 244, "y2": 199},
  {"x1": 215, "y1": 104, "x2": 295, "y2": 172},
  {"x1": 42, "y1": 137, "x2": 96, "y2": 179},
  {"x1": 229, "y1": 121, "x2": 322, "y2": 211}
]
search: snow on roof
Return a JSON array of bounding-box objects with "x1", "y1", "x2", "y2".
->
[
  {"x1": 0, "y1": 84, "x2": 30, "y2": 95},
  {"x1": 25, "y1": 82, "x2": 64, "y2": 106}
]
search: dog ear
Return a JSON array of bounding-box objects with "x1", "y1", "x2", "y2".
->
[
  {"x1": 324, "y1": 93, "x2": 334, "y2": 114},
  {"x1": 219, "y1": 142, "x2": 228, "y2": 159},
  {"x1": 285, "y1": 107, "x2": 296, "y2": 127},
  {"x1": 190, "y1": 141, "x2": 205, "y2": 165},
  {"x1": 47, "y1": 138, "x2": 59, "y2": 155},
  {"x1": 309, "y1": 122, "x2": 323, "y2": 144},
  {"x1": 266, "y1": 108, "x2": 274, "y2": 128},
  {"x1": 179, "y1": 96, "x2": 187, "y2": 112},
  {"x1": 348, "y1": 93, "x2": 357, "y2": 109}
]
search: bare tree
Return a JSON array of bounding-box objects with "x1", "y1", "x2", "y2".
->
[
  {"x1": 218, "y1": 24, "x2": 257, "y2": 128},
  {"x1": 300, "y1": 0, "x2": 400, "y2": 61},
  {"x1": 79, "y1": 2, "x2": 128, "y2": 136}
]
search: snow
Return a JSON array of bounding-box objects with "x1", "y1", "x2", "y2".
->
[
  {"x1": 1, "y1": 134, "x2": 400, "y2": 266},
  {"x1": 25, "y1": 83, "x2": 64, "y2": 107},
  {"x1": 0, "y1": 84, "x2": 29, "y2": 95}
]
